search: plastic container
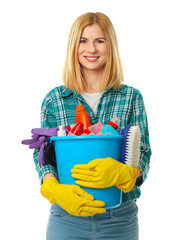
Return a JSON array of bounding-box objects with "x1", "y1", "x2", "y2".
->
[
  {"x1": 50, "y1": 135, "x2": 123, "y2": 209},
  {"x1": 67, "y1": 122, "x2": 83, "y2": 136},
  {"x1": 75, "y1": 105, "x2": 91, "y2": 133},
  {"x1": 57, "y1": 126, "x2": 66, "y2": 136},
  {"x1": 101, "y1": 116, "x2": 120, "y2": 135}
]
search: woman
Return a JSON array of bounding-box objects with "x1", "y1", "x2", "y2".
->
[{"x1": 33, "y1": 12, "x2": 151, "y2": 240}]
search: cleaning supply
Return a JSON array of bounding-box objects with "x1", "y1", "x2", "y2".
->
[
  {"x1": 119, "y1": 125, "x2": 140, "y2": 167},
  {"x1": 71, "y1": 157, "x2": 137, "y2": 192},
  {"x1": 101, "y1": 116, "x2": 120, "y2": 135},
  {"x1": 22, "y1": 127, "x2": 59, "y2": 165},
  {"x1": 51, "y1": 134, "x2": 123, "y2": 209},
  {"x1": 65, "y1": 124, "x2": 76, "y2": 132},
  {"x1": 57, "y1": 126, "x2": 66, "y2": 136},
  {"x1": 76, "y1": 105, "x2": 91, "y2": 134},
  {"x1": 68, "y1": 122, "x2": 83, "y2": 136},
  {"x1": 88, "y1": 122, "x2": 103, "y2": 134},
  {"x1": 40, "y1": 177, "x2": 106, "y2": 217}
]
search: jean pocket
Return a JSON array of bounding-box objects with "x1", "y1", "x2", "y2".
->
[
  {"x1": 112, "y1": 201, "x2": 138, "y2": 222},
  {"x1": 50, "y1": 204, "x2": 69, "y2": 217}
]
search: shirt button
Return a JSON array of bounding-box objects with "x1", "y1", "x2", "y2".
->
[{"x1": 98, "y1": 104, "x2": 101, "y2": 108}]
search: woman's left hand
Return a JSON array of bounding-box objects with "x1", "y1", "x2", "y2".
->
[{"x1": 71, "y1": 157, "x2": 137, "y2": 192}]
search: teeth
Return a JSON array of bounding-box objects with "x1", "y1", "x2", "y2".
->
[{"x1": 85, "y1": 57, "x2": 98, "y2": 60}]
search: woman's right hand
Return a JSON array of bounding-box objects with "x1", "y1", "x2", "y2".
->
[{"x1": 40, "y1": 177, "x2": 106, "y2": 216}]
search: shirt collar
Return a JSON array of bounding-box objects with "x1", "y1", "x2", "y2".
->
[
  {"x1": 103, "y1": 84, "x2": 125, "y2": 95},
  {"x1": 115, "y1": 85, "x2": 125, "y2": 94},
  {"x1": 59, "y1": 84, "x2": 125, "y2": 98},
  {"x1": 59, "y1": 87, "x2": 74, "y2": 98}
]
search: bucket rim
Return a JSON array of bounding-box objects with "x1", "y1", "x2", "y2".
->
[{"x1": 51, "y1": 135, "x2": 123, "y2": 141}]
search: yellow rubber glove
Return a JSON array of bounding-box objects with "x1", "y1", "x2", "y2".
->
[
  {"x1": 40, "y1": 177, "x2": 106, "y2": 216},
  {"x1": 71, "y1": 157, "x2": 137, "y2": 192}
]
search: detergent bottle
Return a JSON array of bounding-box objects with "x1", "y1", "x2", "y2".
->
[
  {"x1": 101, "y1": 116, "x2": 120, "y2": 135},
  {"x1": 75, "y1": 105, "x2": 91, "y2": 134}
]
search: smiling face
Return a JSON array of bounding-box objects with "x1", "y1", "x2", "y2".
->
[{"x1": 78, "y1": 24, "x2": 108, "y2": 74}]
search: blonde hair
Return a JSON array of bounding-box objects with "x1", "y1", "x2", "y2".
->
[{"x1": 62, "y1": 12, "x2": 124, "y2": 92}]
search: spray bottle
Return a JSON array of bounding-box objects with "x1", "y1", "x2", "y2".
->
[
  {"x1": 101, "y1": 116, "x2": 120, "y2": 135},
  {"x1": 67, "y1": 122, "x2": 83, "y2": 136}
]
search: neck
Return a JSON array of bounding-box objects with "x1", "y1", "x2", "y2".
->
[{"x1": 82, "y1": 69, "x2": 104, "y2": 93}]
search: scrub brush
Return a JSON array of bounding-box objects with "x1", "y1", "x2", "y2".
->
[{"x1": 119, "y1": 125, "x2": 140, "y2": 167}]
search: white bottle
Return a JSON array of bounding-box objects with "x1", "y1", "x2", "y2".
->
[{"x1": 57, "y1": 126, "x2": 66, "y2": 136}]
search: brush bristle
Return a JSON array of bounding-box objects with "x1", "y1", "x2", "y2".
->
[{"x1": 125, "y1": 126, "x2": 140, "y2": 167}]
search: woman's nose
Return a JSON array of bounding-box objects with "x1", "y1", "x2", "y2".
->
[{"x1": 87, "y1": 42, "x2": 97, "y2": 53}]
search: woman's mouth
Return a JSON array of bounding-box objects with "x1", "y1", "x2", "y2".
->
[{"x1": 84, "y1": 56, "x2": 100, "y2": 62}]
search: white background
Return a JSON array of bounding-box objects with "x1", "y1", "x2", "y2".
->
[{"x1": 1, "y1": 0, "x2": 186, "y2": 239}]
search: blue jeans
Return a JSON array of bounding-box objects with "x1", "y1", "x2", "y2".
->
[{"x1": 46, "y1": 200, "x2": 138, "y2": 240}]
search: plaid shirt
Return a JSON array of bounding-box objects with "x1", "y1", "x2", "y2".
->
[{"x1": 33, "y1": 84, "x2": 151, "y2": 203}]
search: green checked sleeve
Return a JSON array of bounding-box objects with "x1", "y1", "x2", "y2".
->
[
  {"x1": 129, "y1": 89, "x2": 152, "y2": 186},
  {"x1": 33, "y1": 94, "x2": 58, "y2": 184}
]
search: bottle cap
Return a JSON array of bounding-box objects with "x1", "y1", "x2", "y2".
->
[
  {"x1": 108, "y1": 121, "x2": 118, "y2": 129},
  {"x1": 76, "y1": 105, "x2": 85, "y2": 112},
  {"x1": 108, "y1": 116, "x2": 120, "y2": 129}
]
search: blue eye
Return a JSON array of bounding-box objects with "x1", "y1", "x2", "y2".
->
[
  {"x1": 97, "y1": 40, "x2": 104, "y2": 43},
  {"x1": 80, "y1": 39, "x2": 86, "y2": 43}
]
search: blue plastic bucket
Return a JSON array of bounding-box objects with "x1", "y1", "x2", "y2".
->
[{"x1": 51, "y1": 135, "x2": 123, "y2": 209}]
